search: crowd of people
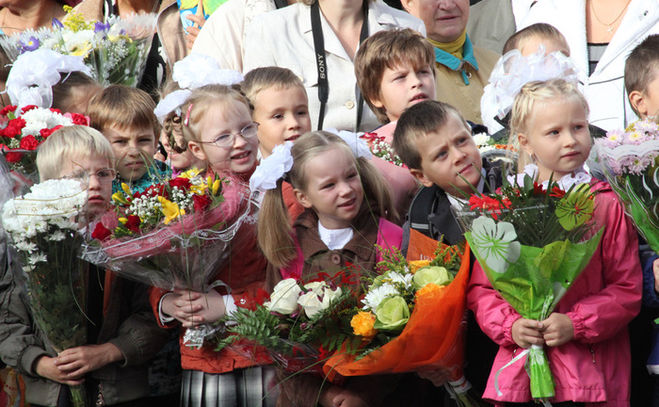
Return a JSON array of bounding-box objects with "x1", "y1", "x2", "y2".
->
[{"x1": 0, "y1": 0, "x2": 657, "y2": 406}]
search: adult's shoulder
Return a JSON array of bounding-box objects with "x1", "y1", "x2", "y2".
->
[{"x1": 370, "y1": 0, "x2": 426, "y2": 35}]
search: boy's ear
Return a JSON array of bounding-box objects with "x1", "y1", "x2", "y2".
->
[
  {"x1": 409, "y1": 168, "x2": 434, "y2": 188},
  {"x1": 628, "y1": 90, "x2": 647, "y2": 118},
  {"x1": 370, "y1": 94, "x2": 384, "y2": 109},
  {"x1": 293, "y1": 188, "x2": 313, "y2": 209},
  {"x1": 187, "y1": 141, "x2": 208, "y2": 162}
]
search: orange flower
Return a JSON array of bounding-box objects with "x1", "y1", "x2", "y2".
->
[
  {"x1": 351, "y1": 311, "x2": 377, "y2": 338},
  {"x1": 409, "y1": 260, "x2": 430, "y2": 274},
  {"x1": 416, "y1": 283, "x2": 444, "y2": 298}
]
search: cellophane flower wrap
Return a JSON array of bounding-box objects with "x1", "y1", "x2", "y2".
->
[
  {"x1": 82, "y1": 169, "x2": 257, "y2": 348},
  {"x1": 0, "y1": 105, "x2": 88, "y2": 178},
  {"x1": 594, "y1": 118, "x2": 659, "y2": 252},
  {"x1": 0, "y1": 6, "x2": 156, "y2": 86},
  {"x1": 323, "y1": 236, "x2": 479, "y2": 405},
  {"x1": 454, "y1": 174, "x2": 603, "y2": 401},
  {"x1": 214, "y1": 270, "x2": 360, "y2": 373},
  {"x1": 1, "y1": 178, "x2": 89, "y2": 407}
]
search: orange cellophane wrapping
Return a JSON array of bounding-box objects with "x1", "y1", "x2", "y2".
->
[{"x1": 323, "y1": 229, "x2": 469, "y2": 382}]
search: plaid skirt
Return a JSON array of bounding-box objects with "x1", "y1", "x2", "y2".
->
[{"x1": 180, "y1": 367, "x2": 278, "y2": 407}]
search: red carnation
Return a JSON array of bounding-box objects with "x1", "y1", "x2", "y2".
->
[
  {"x1": 124, "y1": 215, "x2": 141, "y2": 233},
  {"x1": 469, "y1": 195, "x2": 512, "y2": 220},
  {"x1": 3, "y1": 149, "x2": 22, "y2": 163},
  {"x1": 2, "y1": 118, "x2": 26, "y2": 138},
  {"x1": 550, "y1": 186, "x2": 566, "y2": 198},
  {"x1": 68, "y1": 113, "x2": 90, "y2": 126},
  {"x1": 19, "y1": 135, "x2": 39, "y2": 151},
  {"x1": 0, "y1": 105, "x2": 17, "y2": 116},
  {"x1": 91, "y1": 222, "x2": 112, "y2": 241},
  {"x1": 21, "y1": 105, "x2": 37, "y2": 114},
  {"x1": 168, "y1": 177, "x2": 191, "y2": 191},
  {"x1": 49, "y1": 108, "x2": 62, "y2": 114},
  {"x1": 532, "y1": 182, "x2": 545, "y2": 196},
  {"x1": 40, "y1": 125, "x2": 63, "y2": 139},
  {"x1": 192, "y1": 194, "x2": 212, "y2": 212}
]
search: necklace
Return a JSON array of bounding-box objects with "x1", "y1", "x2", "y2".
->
[{"x1": 589, "y1": 0, "x2": 631, "y2": 33}]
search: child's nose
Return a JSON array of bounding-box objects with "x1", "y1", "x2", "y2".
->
[{"x1": 287, "y1": 116, "x2": 301, "y2": 130}]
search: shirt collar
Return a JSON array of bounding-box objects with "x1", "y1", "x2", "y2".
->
[
  {"x1": 318, "y1": 221, "x2": 354, "y2": 250},
  {"x1": 433, "y1": 34, "x2": 479, "y2": 85}
]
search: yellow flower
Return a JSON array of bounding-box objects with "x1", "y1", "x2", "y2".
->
[
  {"x1": 62, "y1": 6, "x2": 93, "y2": 31},
  {"x1": 211, "y1": 179, "x2": 221, "y2": 195},
  {"x1": 118, "y1": 217, "x2": 128, "y2": 224},
  {"x1": 416, "y1": 283, "x2": 443, "y2": 298},
  {"x1": 350, "y1": 311, "x2": 377, "y2": 338},
  {"x1": 121, "y1": 183, "x2": 132, "y2": 195},
  {"x1": 112, "y1": 192, "x2": 128, "y2": 205},
  {"x1": 409, "y1": 260, "x2": 431, "y2": 274},
  {"x1": 69, "y1": 42, "x2": 92, "y2": 57},
  {"x1": 180, "y1": 168, "x2": 203, "y2": 179},
  {"x1": 157, "y1": 196, "x2": 185, "y2": 224}
]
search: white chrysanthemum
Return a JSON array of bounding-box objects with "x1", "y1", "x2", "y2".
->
[
  {"x1": 386, "y1": 271, "x2": 413, "y2": 288},
  {"x1": 14, "y1": 241, "x2": 37, "y2": 252},
  {"x1": 362, "y1": 283, "x2": 399, "y2": 311},
  {"x1": 28, "y1": 253, "x2": 47, "y2": 266},
  {"x1": 47, "y1": 231, "x2": 66, "y2": 241},
  {"x1": 472, "y1": 133, "x2": 492, "y2": 146}
]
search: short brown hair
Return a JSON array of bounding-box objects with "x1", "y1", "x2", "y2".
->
[
  {"x1": 393, "y1": 100, "x2": 468, "y2": 170},
  {"x1": 624, "y1": 35, "x2": 659, "y2": 97},
  {"x1": 503, "y1": 23, "x2": 569, "y2": 55},
  {"x1": 87, "y1": 85, "x2": 160, "y2": 136},
  {"x1": 355, "y1": 28, "x2": 434, "y2": 124},
  {"x1": 242, "y1": 67, "x2": 305, "y2": 104}
]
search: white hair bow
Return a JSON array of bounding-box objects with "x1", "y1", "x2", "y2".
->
[
  {"x1": 155, "y1": 53, "x2": 245, "y2": 122},
  {"x1": 6, "y1": 49, "x2": 92, "y2": 109},
  {"x1": 326, "y1": 128, "x2": 372, "y2": 159},
  {"x1": 249, "y1": 141, "x2": 294, "y2": 192},
  {"x1": 480, "y1": 46, "x2": 584, "y2": 132}
]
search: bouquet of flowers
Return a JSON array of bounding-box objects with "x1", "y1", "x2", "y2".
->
[
  {"x1": 472, "y1": 130, "x2": 517, "y2": 168},
  {"x1": 0, "y1": 105, "x2": 88, "y2": 177},
  {"x1": 82, "y1": 169, "x2": 257, "y2": 347},
  {"x1": 454, "y1": 175, "x2": 603, "y2": 401},
  {"x1": 594, "y1": 118, "x2": 659, "y2": 252},
  {"x1": 360, "y1": 132, "x2": 405, "y2": 167},
  {"x1": 323, "y1": 238, "x2": 478, "y2": 405},
  {"x1": 215, "y1": 271, "x2": 360, "y2": 373},
  {"x1": 1, "y1": 178, "x2": 89, "y2": 407},
  {"x1": 0, "y1": 6, "x2": 156, "y2": 86}
]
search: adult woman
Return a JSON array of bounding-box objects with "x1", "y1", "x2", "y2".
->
[
  {"x1": 519, "y1": 0, "x2": 658, "y2": 131},
  {"x1": 243, "y1": 0, "x2": 425, "y2": 132}
]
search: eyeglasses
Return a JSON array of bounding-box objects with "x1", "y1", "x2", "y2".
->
[
  {"x1": 199, "y1": 122, "x2": 259, "y2": 148},
  {"x1": 65, "y1": 168, "x2": 117, "y2": 182}
]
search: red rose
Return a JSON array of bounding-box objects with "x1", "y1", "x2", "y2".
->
[
  {"x1": 40, "y1": 125, "x2": 63, "y2": 139},
  {"x1": 19, "y1": 135, "x2": 40, "y2": 150},
  {"x1": 2, "y1": 118, "x2": 26, "y2": 138},
  {"x1": 124, "y1": 215, "x2": 141, "y2": 233},
  {"x1": 192, "y1": 194, "x2": 212, "y2": 212},
  {"x1": 168, "y1": 177, "x2": 191, "y2": 191},
  {"x1": 0, "y1": 105, "x2": 17, "y2": 116},
  {"x1": 21, "y1": 105, "x2": 37, "y2": 114},
  {"x1": 91, "y1": 222, "x2": 112, "y2": 241}
]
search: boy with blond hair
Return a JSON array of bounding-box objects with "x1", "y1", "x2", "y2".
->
[
  {"x1": 87, "y1": 85, "x2": 171, "y2": 193},
  {"x1": 0, "y1": 126, "x2": 167, "y2": 407}
]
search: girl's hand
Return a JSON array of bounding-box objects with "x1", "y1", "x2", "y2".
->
[
  {"x1": 52, "y1": 343, "x2": 124, "y2": 379},
  {"x1": 541, "y1": 313, "x2": 574, "y2": 347},
  {"x1": 35, "y1": 356, "x2": 84, "y2": 385},
  {"x1": 161, "y1": 289, "x2": 226, "y2": 327},
  {"x1": 653, "y1": 259, "x2": 659, "y2": 293},
  {"x1": 511, "y1": 318, "x2": 544, "y2": 348}
]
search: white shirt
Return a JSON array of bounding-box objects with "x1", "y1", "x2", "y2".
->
[
  {"x1": 243, "y1": 0, "x2": 426, "y2": 132},
  {"x1": 318, "y1": 221, "x2": 354, "y2": 250}
]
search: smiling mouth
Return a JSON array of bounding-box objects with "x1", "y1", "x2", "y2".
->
[
  {"x1": 338, "y1": 198, "x2": 357, "y2": 208},
  {"x1": 231, "y1": 151, "x2": 251, "y2": 160}
]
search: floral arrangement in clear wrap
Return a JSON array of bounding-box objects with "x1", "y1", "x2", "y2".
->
[
  {"x1": 0, "y1": 105, "x2": 89, "y2": 176},
  {"x1": 0, "y1": 6, "x2": 156, "y2": 86},
  {"x1": 453, "y1": 174, "x2": 604, "y2": 404},
  {"x1": 594, "y1": 118, "x2": 659, "y2": 253},
  {"x1": 214, "y1": 270, "x2": 361, "y2": 373},
  {"x1": 1, "y1": 178, "x2": 90, "y2": 407},
  {"x1": 82, "y1": 169, "x2": 258, "y2": 348},
  {"x1": 323, "y1": 242, "x2": 482, "y2": 407}
]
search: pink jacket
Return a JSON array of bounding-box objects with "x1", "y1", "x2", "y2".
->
[{"x1": 467, "y1": 180, "x2": 642, "y2": 406}]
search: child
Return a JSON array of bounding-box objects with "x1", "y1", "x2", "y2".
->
[
  {"x1": 87, "y1": 85, "x2": 171, "y2": 194},
  {"x1": 392, "y1": 99, "x2": 501, "y2": 396},
  {"x1": 468, "y1": 79, "x2": 642, "y2": 405},
  {"x1": 502, "y1": 23, "x2": 570, "y2": 57},
  {"x1": 242, "y1": 67, "x2": 312, "y2": 159},
  {"x1": 624, "y1": 33, "x2": 659, "y2": 406},
  {"x1": 354, "y1": 28, "x2": 436, "y2": 218},
  {"x1": 151, "y1": 84, "x2": 275, "y2": 406},
  {"x1": 51, "y1": 71, "x2": 103, "y2": 114},
  {"x1": 0, "y1": 126, "x2": 168, "y2": 407},
  {"x1": 257, "y1": 132, "x2": 443, "y2": 407},
  {"x1": 158, "y1": 81, "x2": 205, "y2": 175},
  {"x1": 625, "y1": 34, "x2": 659, "y2": 121}
]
